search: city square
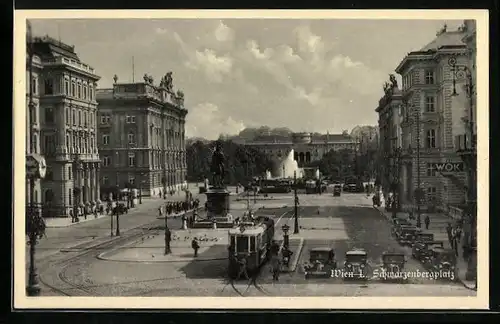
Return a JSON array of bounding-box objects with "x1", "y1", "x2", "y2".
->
[{"x1": 20, "y1": 14, "x2": 481, "y2": 301}]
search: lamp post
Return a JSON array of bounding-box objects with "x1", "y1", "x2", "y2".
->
[
  {"x1": 391, "y1": 147, "x2": 402, "y2": 219},
  {"x1": 26, "y1": 155, "x2": 47, "y2": 295},
  {"x1": 293, "y1": 170, "x2": 299, "y2": 234},
  {"x1": 281, "y1": 223, "x2": 290, "y2": 250},
  {"x1": 115, "y1": 151, "x2": 120, "y2": 236},
  {"x1": 448, "y1": 55, "x2": 476, "y2": 282}
]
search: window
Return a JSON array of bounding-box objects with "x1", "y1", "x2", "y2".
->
[
  {"x1": 102, "y1": 134, "x2": 109, "y2": 145},
  {"x1": 426, "y1": 163, "x2": 436, "y2": 176},
  {"x1": 425, "y1": 96, "x2": 435, "y2": 112},
  {"x1": 128, "y1": 153, "x2": 136, "y2": 167},
  {"x1": 72, "y1": 109, "x2": 76, "y2": 126},
  {"x1": 64, "y1": 78, "x2": 70, "y2": 95},
  {"x1": 71, "y1": 81, "x2": 76, "y2": 97},
  {"x1": 126, "y1": 115, "x2": 136, "y2": 123},
  {"x1": 89, "y1": 84, "x2": 94, "y2": 100},
  {"x1": 31, "y1": 133, "x2": 38, "y2": 154},
  {"x1": 128, "y1": 132, "x2": 135, "y2": 144},
  {"x1": 68, "y1": 189, "x2": 72, "y2": 205},
  {"x1": 102, "y1": 156, "x2": 110, "y2": 167},
  {"x1": 44, "y1": 79, "x2": 54, "y2": 95},
  {"x1": 45, "y1": 107, "x2": 55, "y2": 124},
  {"x1": 68, "y1": 166, "x2": 72, "y2": 180},
  {"x1": 426, "y1": 129, "x2": 436, "y2": 148},
  {"x1": 66, "y1": 134, "x2": 70, "y2": 151},
  {"x1": 250, "y1": 236, "x2": 256, "y2": 252},
  {"x1": 236, "y1": 236, "x2": 249, "y2": 252},
  {"x1": 84, "y1": 111, "x2": 88, "y2": 127},
  {"x1": 128, "y1": 177, "x2": 135, "y2": 185},
  {"x1": 427, "y1": 187, "x2": 437, "y2": 197},
  {"x1": 83, "y1": 84, "x2": 88, "y2": 99},
  {"x1": 425, "y1": 70, "x2": 435, "y2": 84},
  {"x1": 77, "y1": 82, "x2": 82, "y2": 98},
  {"x1": 100, "y1": 115, "x2": 111, "y2": 124},
  {"x1": 103, "y1": 176, "x2": 109, "y2": 185},
  {"x1": 78, "y1": 111, "x2": 82, "y2": 126},
  {"x1": 31, "y1": 77, "x2": 38, "y2": 95},
  {"x1": 65, "y1": 108, "x2": 69, "y2": 124}
]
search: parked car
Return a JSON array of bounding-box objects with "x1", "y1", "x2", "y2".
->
[
  {"x1": 343, "y1": 249, "x2": 369, "y2": 280},
  {"x1": 396, "y1": 225, "x2": 422, "y2": 246},
  {"x1": 412, "y1": 241, "x2": 444, "y2": 262},
  {"x1": 381, "y1": 252, "x2": 406, "y2": 281},
  {"x1": 303, "y1": 247, "x2": 337, "y2": 279},
  {"x1": 333, "y1": 184, "x2": 342, "y2": 197}
]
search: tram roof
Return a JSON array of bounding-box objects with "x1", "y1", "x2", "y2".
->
[{"x1": 229, "y1": 225, "x2": 266, "y2": 235}]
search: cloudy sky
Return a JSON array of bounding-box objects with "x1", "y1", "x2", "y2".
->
[{"x1": 31, "y1": 18, "x2": 462, "y2": 139}]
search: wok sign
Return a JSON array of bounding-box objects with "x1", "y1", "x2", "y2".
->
[{"x1": 429, "y1": 162, "x2": 464, "y2": 173}]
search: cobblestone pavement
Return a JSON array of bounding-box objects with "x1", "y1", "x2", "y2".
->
[{"x1": 37, "y1": 192, "x2": 474, "y2": 297}]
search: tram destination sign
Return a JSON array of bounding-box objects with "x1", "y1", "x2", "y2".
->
[{"x1": 428, "y1": 162, "x2": 465, "y2": 173}]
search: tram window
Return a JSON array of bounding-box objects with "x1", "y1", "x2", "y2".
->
[
  {"x1": 250, "y1": 237, "x2": 256, "y2": 252},
  {"x1": 236, "y1": 236, "x2": 249, "y2": 252}
]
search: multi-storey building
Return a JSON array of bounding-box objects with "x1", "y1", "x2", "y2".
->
[
  {"x1": 394, "y1": 23, "x2": 470, "y2": 211},
  {"x1": 375, "y1": 79, "x2": 403, "y2": 197},
  {"x1": 244, "y1": 131, "x2": 360, "y2": 177},
  {"x1": 96, "y1": 75, "x2": 188, "y2": 197},
  {"x1": 26, "y1": 32, "x2": 43, "y2": 209},
  {"x1": 29, "y1": 35, "x2": 101, "y2": 217}
]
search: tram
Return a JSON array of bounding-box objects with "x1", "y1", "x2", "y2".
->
[{"x1": 227, "y1": 216, "x2": 275, "y2": 279}]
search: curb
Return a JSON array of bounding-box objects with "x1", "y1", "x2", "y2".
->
[
  {"x1": 156, "y1": 207, "x2": 203, "y2": 220},
  {"x1": 281, "y1": 238, "x2": 304, "y2": 273}
]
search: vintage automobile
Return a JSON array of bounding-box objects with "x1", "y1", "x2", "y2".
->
[
  {"x1": 412, "y1": 240, "x2": 444, "y2": 262},
  {"x1": 343, "y1": 249, "x2": 369, "y2": 280},
  {"x1": 413, "y1": 233, "x2": 435, "y2": 244},
  {"x1": 333, "y1": 184, "x2": 342, "y2": 197},
  {"x1": 381, "y1": 252, "x2": 406, "y2": 280},
  {"x1": 429, "y1": 247, "x2": 457, "y2": 279},
  {"x1": 391, "y1": 218, "x2": 412, "y2": 236},
  {"x1": 396, "y1": 225, "x2": 422, "y2": 245},
  {"x1": 303, "y1": 247, "x2": 337, "y2": 278}
]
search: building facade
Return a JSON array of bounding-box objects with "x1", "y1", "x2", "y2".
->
[
  {"x1": 26, "y1": 39, "x2": 43, "y2": 209},
  {"x1": 393, "y1": 24, "x2": 471, "y2": 211},
  {"x1": 29, "y1": 35, "x2": 101, "y2": 218},
  {"x1": 375, "y1": 79, "x2": 403, "y2": 198},
  {"x1": 96, "y1": 74, "x2": 188, "y2": 197},
  {"x1": 244, "y1": 132, "x2": 359, "y2": 176}
]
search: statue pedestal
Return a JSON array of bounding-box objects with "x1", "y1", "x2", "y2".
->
[{"x1": 205, "y1": 187, "x2": 230, "y2": 221}]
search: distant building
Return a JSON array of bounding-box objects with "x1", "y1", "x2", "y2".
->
[
  {"x1": 244, "y1": 132, "x2": 359, "y2": 177},
  {"x1": 391, "y1": 23, "x2": 470, "y2": 210},
  {"x1": 96, "y1": 74, "x2": 188, "y2": 197},
  {"x1": 29, "y1": 35, "x2": 101, "y2": 217}
]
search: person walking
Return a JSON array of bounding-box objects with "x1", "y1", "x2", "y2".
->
[
  {"x1": 271, "y1": 254, "x2": 281, "y2": 281},
  {"x1": 192, "y1": 237, "x2": 200, "y2": 257},
  {"x1": 424, "y1": 214, "x2": 430, "y2": 230},
  {"x1": 158, "y1": 206, "x2": 163, "y2": 218},
  {"x1": 446, "y1": 223, "x2": 453, "y2": 247}
]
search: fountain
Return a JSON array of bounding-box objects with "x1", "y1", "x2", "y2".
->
[{"x1": 277, "y1": 149, "x2": 304, "y2": 179}]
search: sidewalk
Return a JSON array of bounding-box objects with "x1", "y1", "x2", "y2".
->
[
  {"x1": 375, "y1": 206, "x2": 476, "y2": 290},
  {"x1": 44, "y1": 197, "x2": 169, "y2": 228}
]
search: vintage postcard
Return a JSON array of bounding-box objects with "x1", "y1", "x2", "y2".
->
[{"x1": 13, "y1": 10, "x2": 489, "y2": 309}]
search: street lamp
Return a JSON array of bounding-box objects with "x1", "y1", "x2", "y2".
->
[
  {"x1": 115, "y1": 150, "x2": 120, "y2": 236},
  {"x1": 293, "y1": 170, "x2": 299, "y2": 234},
  {"x1": 448, "y1": 55, "x2": 476, "y2": 282},
  {"x1": 391, "y1": 147, "x2": 402, "y2": 219},
  {"x1": 281, "y1": 223, "x2": 290, "y2": 250}
]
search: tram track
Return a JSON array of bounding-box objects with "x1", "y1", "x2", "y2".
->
[{"x1": 37, "y1": 218, "x2": 165, "y2": 296}]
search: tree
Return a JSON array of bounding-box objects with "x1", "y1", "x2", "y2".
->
[
  {"x1": 309, "y1": 148, "x2": 355, "y2": 179},
  {"x1": 186, "y1": 139, "x2": 273, "y2": 185}
]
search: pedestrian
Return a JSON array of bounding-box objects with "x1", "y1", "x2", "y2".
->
[
  {"x1": 237, "y1": 257, "x2": 250, "y2": 280},
  {"x1": 164, "y1": 226, "x2": 172, "y2": 255},
  {"x1": 158, "y1": 206, "x2": 163, "y2": 218},
  {"x1": 192, "y1": 237, "x2": 200, "y2": 257},
  {"x1": 271, "y1": 254, "x2": 281, "y2": 281},
  {"x1": 456, "y1": 226, "x2": 462, "y2": 243},
  {"x1": 446, "y1": 223, "x2": 453, "y2": 246},
  {"x1": 424, "y1": 214, "x2": 430, "y2": 230}
]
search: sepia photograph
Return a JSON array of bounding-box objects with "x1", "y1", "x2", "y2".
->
[{"x1": 13, "y1": 10, "x2": 488, "y2": 309}]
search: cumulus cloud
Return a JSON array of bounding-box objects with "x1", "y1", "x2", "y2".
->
[
  {"x1": 214, "y1": 20, "x2": 234, "y2": 43},
  {"x1": 185, "y1": 103, "x2": 245, "y2": 140},
  {"x1": 186, "y1": 49, "x2": 233, "y2": 83}
]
